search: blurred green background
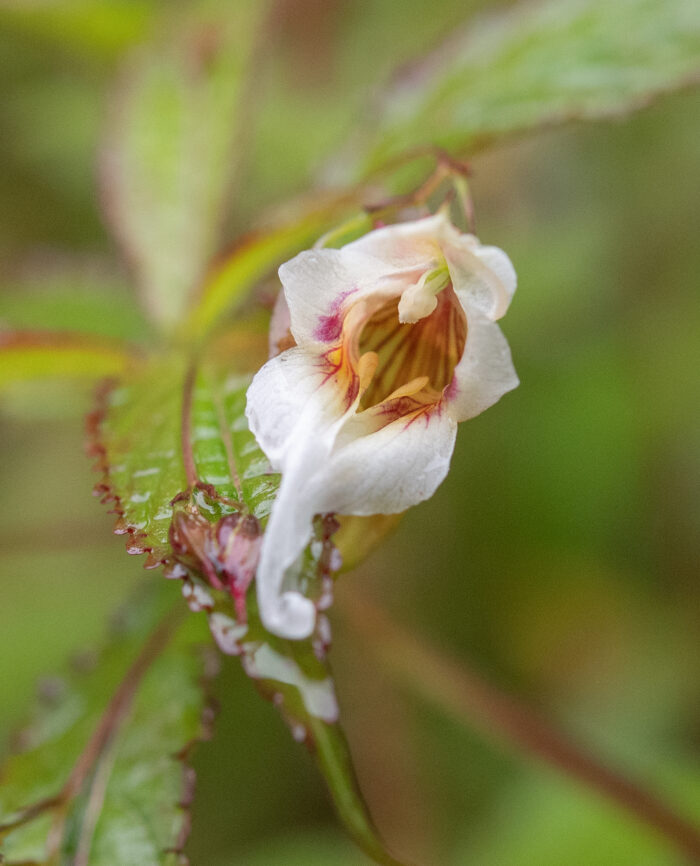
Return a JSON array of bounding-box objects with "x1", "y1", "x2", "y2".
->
[{"x1": 0, "y1": 2, "x2": 698, "y2": 864}]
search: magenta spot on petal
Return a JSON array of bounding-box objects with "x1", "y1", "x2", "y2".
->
[
  {"x1": 314, "y1": 288, "x2": 357, "y2": 342},
  {"x1": 445, "y1": 375, "x2": 459, "y2": 401},
  {"x1": 315, "y1": 312, "x2": 343, "y2": 342}
]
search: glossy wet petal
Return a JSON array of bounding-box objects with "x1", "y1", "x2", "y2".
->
[{"x1": 444, "y1": 234, "x2": 516, "y2": 320}]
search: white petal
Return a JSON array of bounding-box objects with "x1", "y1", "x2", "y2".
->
[
  {"x1": 268, "y1": 289, "x2": 292, "y2": 357},
  {"x1": 279, "y1": 217, "x2": 457, "y2": 348},
  {"x1": 246, "y1": 347, "x2": 358, "y2": 638},
  {"x1": 279, "y1": 247, "x2": 404, "y2": 347},
  {"x1": 343, "y1": 211, "x2": 516, "y2": 321},
  {"x1": 246, "y1": 346, "x2": 351, "y2": 468},
  {"x1": 443, "y1": 232, "x2": 517, "y2": 321},
  {"x1": 311, "y1": 406, "x2": 458, "y2": 516},
  {"x1": 446, "y1": 304, "x2": 519, "y2": 421},
  {"x1": 344, "y1": 211, "x2": 450, "y2": 268}
]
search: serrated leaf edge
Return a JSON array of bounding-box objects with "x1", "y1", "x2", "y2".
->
[{"x1": 85, "y1": 379, "x2": 171, "y2": 569}]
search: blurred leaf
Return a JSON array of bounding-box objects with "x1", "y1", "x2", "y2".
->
[
  {"x1": 333, "y1": 0, "x2": 700, "y2": 178},
  {"x1": 0, "y1": 261, "x2": 150, "y2": 341},
  {"x1": 456, "y1": 764, "x2": 700, "y2": 866},
  {"x1": 0, "y1": 1, "x2": 153, "y2": 60},
  {"x1": 0, "y1": 331, "x2": 137, "y2": 390},
  {"x1": 0, "y1": 583, "x2": 215, "y2": 865},
  {"x1": 100, "y1": 2, "x2": 268, "y2": 330},
  {"x1": 189, "y1": 195, "x2": 363, "y2": 339}
]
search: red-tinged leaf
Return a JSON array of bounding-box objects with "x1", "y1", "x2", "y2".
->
[
  {"x1": 0, "y1": 583, "x2": 216, "y2": 866},
  {"x1": 88, "y1": 322, "x2": 406, "y2": 865},
  {"x1": 0, "y1": 331, "x2": 138, "y2": 390},
  {"x1": 329, "y1": 0, "x2": 700, "y2": 179},
  {"x1": 100, "y1": 2, "x2": 269, "y2": 331},
  {"x1": 86, "y1": 324, "x2": 270, "y2": 567},
  {"x1": 188, "y1": 195, "x2": 368, "y2": 339}
]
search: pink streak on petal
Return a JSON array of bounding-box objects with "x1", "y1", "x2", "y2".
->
[{"x1": 313, "y1": 288, "x2": 358, "y2": 342}]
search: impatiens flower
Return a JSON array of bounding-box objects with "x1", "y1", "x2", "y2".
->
[{"x1": 246, "y1": 211, "x2": 518, "y2": 639}]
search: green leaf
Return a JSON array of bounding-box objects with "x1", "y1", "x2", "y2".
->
[
  {"x1": 456, "y1": 763, "x2": 700, "y2": 866},
  {"x1": 0, "y1": 262, "x2": 150, "y2": 342},
  {"x1": 100, "y1": 2, "x2": 268, "y2": 331},
  {"x1": 89, "y1": 326, "x2": 405, "y2": 865},
  {"x1": 87, "y1": 325, "x2": 270, "y2": 566},
  {"x1": 335, "y1": 0, "x2": 700, "y2": 177},
  {"x1": 0, "y1": 583, "x2": 216, "y2": 866},
  {"x1": 0, "y1": 1, "x2": 153, "y2": 60},
  {"x1": 0, "y1": 331, "x2": 137, "y2": 390}
]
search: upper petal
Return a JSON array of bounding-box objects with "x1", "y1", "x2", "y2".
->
[
  {"x1": 278, "y1": 215, "x2": 460, "y2": 348},
  {"x1": 343, "y1": 211, "x2": 449, "y2": 269},
  {"x1": 442, "y1": 227, "x2": 517, "y2": 321},
  {"x1": 279, "y1": 247, "x2": 410, "y2": 348}
]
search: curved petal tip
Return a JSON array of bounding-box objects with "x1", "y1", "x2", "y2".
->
[{"x1": 261, "y1": 591, "x2": 317, "y2": 639}]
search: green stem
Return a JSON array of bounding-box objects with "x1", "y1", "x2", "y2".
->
[{"x1": 307, "y1": 714, "x2": 411, "y2": 866}]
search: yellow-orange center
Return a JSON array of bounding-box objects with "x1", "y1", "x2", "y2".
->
[{"x1": 356, "y1": 284, "x2": 467, "y2": 411}]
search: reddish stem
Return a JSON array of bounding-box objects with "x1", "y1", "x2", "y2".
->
[{"x1": 340, "y1": 593, "x2": 700, "y2": 864}]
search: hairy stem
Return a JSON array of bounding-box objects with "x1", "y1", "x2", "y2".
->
[{"x1": 340, "y1": 593, "x2": 700, "y2": 864}]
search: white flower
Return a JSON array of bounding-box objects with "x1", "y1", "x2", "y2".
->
[{"x1": 246, "y1": 211, "x2": 518, "y2": 639}]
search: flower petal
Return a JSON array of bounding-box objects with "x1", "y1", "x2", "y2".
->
[
  {"x1": 246, "y1": 347, "x2": 359, "y2": 638},
  {"x1": 321, "y1": 211, "x2": 517, "y2": 322},
  {"x1": 246, "y1": 346, "x2": 352, "y2": 466},
  {"x1": 443, "y1": 230, "x2": 517, "y2": 320},
  {"x1": 268, "y1": 289, "x2": 294, "y2": 357},
  {"x1": 343, "y1": 212, "x2": 448, "y2": 269},
  {"x1": 446, "y1": 304, "x2": 519, "y2": 421},
  {"x1": 279, "y1": 248, "x2": 400, "y2": 347},
  {"x1": 312, "y1": 405, "x2": 458, "y2": 516}
]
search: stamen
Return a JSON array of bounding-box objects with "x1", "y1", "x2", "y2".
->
[
  {"x1": 398, "y1": 263, "x2": 451, "y2": 324},
  {"x1": 358, "y1": 351, "x2": 379, "y2": 390},
  {"x1": 357, "y1": 286, "x2": 466, "y2": 410},
  {"x1": 384, "y1": 375, "x2": 430, "y2": 402}
]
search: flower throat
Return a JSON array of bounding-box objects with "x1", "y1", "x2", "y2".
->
[{"x1": 357, "y1": 284, "x2": 467, "y2": 410}]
